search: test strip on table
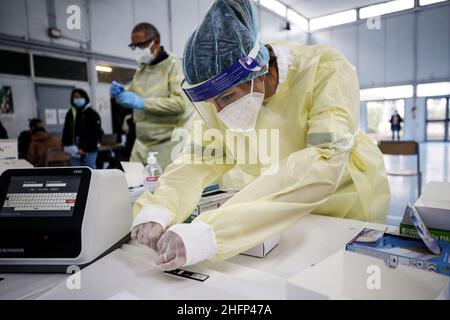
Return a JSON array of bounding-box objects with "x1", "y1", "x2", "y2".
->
[{"x1": 164, "y1": 269, "x2": 209, "y2": 282}]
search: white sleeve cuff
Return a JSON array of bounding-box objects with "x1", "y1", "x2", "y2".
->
[
  {"x1": 167, "y1": 221, "x2": 217, "y2": 267},
  {"x1": 131, "y1": 204, "x2": 172, "y2": 230}
]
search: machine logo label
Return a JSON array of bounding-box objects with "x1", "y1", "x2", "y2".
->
[{"x1": 0, "y1": 248, "x2": 24, "y2": 253}]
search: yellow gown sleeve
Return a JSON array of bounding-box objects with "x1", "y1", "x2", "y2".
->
[
  {"x1": 194, "y1": 50, "x2": 361, "y2": 262},
  {"x1": 133, "y1": 116, "x2": 235, "y2": 224},
  {"x1": 142, "y1": 61, "x2": 187, "y2": 116}
]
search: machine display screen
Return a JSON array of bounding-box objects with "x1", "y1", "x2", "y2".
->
[{"x1": 0, "y1": 175, "x2": 81, "y2": 217}]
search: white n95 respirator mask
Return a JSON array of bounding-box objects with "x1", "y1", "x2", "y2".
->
[
  {"x1": 135, "y1": 41, "x2": 156, "y2": 64},
  {"x1": 217, "y1": 80, "x2": 265, "y2": 132}
]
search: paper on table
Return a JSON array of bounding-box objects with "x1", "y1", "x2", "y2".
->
[
  {"x1": 421, "y1": 182, "x2": 450, "y2": 209},
  {"x1": 121, "y1": 162, "x2": 144, "y2": 187}
]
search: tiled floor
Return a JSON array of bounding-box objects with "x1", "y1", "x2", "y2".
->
[{"x1": 384, "y1": 142, "x2": 450, "y2": 226}]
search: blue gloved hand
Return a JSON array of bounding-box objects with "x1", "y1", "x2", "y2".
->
[
  {"x1": 110, "y1": 81, "x2": 125, "y2": 98},
  {"x1": 117, "y1": 91, "x2": 145, "y2": 110}
]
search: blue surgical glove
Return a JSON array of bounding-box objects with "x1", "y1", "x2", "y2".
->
[
  {"x1": 110, "y1": 81, "x2": 125, "y2": 98},
  {"x1": 117, "y1": 91, "x2": 145, "y2": 110}
]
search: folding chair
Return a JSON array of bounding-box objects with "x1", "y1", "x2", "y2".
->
[
  {"x1": 46, "y1": 147, "x2": 70, "y2": 167},
  {"x1": 378, "y1": 140, "x2": 422, "y2": 197}
]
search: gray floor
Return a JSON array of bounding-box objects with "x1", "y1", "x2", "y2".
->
[{"x1": 384, "y1": 142, "x2": 450, "y2": 226}]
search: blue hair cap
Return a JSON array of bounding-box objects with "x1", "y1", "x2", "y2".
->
[{"x1": 183, "y1": 0, "x2": 270, "y2": 85}]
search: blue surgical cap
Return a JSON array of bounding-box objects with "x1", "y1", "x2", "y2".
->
[{"x1": 183, "y1": 0, "x2": 270, "y2": 85}]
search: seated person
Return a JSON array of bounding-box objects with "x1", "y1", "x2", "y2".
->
[
  {"x1": 27, "y1": 127, "x2": 62, "y2": 167},
  {"x1": 0, "y1": 120, "x2": 8, "y2": 139},
  {"x1": 18, "y1": 118, "x2": 44, "y2": 159}
]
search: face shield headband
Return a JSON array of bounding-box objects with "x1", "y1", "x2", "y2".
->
[{"x1": 181, "y1": 39, "x2": 263, "y2": 104}]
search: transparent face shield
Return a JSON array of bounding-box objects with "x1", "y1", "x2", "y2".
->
[
  {"x1": 211, "y1": 77, "x2": 265, "y2": 112},
  {"x1": 182, "y1": 39, "x2": 266, "y2": 128}
]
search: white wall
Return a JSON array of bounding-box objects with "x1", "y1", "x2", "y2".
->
[
  {"x1": 416, "y1": 6, "x2": 450, "y2": 81},
  {"x1": 1, "y1": 0, "x2": 308, "y2": 58}
]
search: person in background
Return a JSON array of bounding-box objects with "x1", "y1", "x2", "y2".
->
[
  {"x1": 110, "y1": 22, "x2": 192, "y2": 171},
  {"x1": 62, "y1": 88, "x2": 102, "y2": 169},
  {"x1": 27, "y1": 125, "x2": 62, "y2": 167},
  {"x1": 0, "y1": 120, "x2": 8, "y2": 139},
  {"x1": 122, "y1": 113, "x2": 136, "y2": 161},
  {"x1": 18, "y1": 118, "x2": 43, "y2": 158},
  {"x1": 390, "y1": 110, "x2": 404, "y2": 141}
]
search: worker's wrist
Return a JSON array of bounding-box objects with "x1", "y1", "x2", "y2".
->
[
  {"x1": 132, "y1": 204, "x2": 172, "y2": 230},
  {"x1": 167, "y1": 221, "x2": 217, "y2": 266},
  {"x1": 136, "y1": 96, "x2": 145, "y2": 110}
]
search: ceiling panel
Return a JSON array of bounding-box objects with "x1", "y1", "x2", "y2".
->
[{"x1": 281, "y1": 0, "x2": 389, "y2": 18}]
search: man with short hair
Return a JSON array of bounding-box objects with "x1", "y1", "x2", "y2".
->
[{"x1": 111, "y1": 23, "x2": 191, "y2": 170}]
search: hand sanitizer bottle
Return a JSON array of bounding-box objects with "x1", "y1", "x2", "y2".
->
[{"x1": 143, "y1": 152, "x2": 162, "y2": 193}]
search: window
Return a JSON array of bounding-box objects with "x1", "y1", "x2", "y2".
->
[
  {"x1": 366, "y1": 100, "x2": 405, "y2": 141},
  {"x1": 97, "y1": 65, "x2": 136, "y2": 84},
  {"x1": 259, "y1": 0, "x2": 287, "y2": 17},
  {"x1": 359, "y1": 0, "x2": 415, "y2": 19},
  {"x1": 33, "y1": 55, "x2": 88, "y2": 81},
  {"x1": 426, "y1": 98, "x2": 449, "y2": 141},
  {"x1": 417, "y1": 82, "x2": 450, "y2": 97},
  {"x1": 0, "y1": 49, "x2": 31, "y2": 76},
  {"x1": 361, "y1": 85, "x2": 414, "y2": 101},
  {"x1": 419, "y1": 0, "x2": 448, "y2": 6},
  {"x1": 309, "y1": 10, "x2": 357, "y2": 31}
]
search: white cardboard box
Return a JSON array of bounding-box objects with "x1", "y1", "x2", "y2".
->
[
  {"x1": 0, "y1": 139, "x2": 18, "y2": 160},
  {"x1": 192, "y1": 190, "x2": 237, "y2": 217},
  {"x1": 402, "y1": 182, "x2": 450, "y2": 230},
  {"x1": 241, "y1": 235, "x2": 280, "y2": 258},
  {"x1": 287, "y1": 250, "x2": 450, "y2": 300}
]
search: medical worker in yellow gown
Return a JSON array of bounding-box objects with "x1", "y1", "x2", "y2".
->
[
  {"x1": 131, "y1": 0, "x2": 390, "y2": 271},
  {"x1": 111, "y1": 22, "x2": 192, "y2": 170}
]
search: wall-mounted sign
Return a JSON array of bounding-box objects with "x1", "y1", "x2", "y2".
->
[{"x1": 0, "y1": 86, "x2": 14, "y2": 114}]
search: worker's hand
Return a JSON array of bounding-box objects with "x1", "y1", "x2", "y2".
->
[
  {"x1": 77, "y1": 149, "x2": 86, "y2": 156},
  {"x1": 110, "y1": 81, "x2": 125, "y2": 98},
  {"x1": 155, "y1": 230, "x2": 187, "y2": 271},
  {"x1": 131, "y1": 222, "x2": 164, "y2": 252},
  {"x1": 116, "y1": 91, "x2": 145, "y2": 110},
  {"x1": 155, "y1": 222, "x2": 217, "y2": 271}
]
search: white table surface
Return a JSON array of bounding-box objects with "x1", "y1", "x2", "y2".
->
[
  {"x1": 36, "y1": 243, "x2": 290, "y2": 300},
  {"x1": 229, "y1": 214, "x2": 390, "y2": 279},
  {"x1": 0, "y1": 214, "x2": 391, "y2": 300}
]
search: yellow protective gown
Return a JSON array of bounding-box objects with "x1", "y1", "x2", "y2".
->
[
  {"x1": 133, "y1": 42, "x2": 390, "y2": 262},
  {"x1": 127, "y1": 53, "x2": 192, "y2": 170}
]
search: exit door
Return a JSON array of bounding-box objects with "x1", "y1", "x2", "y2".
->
[{"x1": 35, "y1": 84, "x2": 75, "y2": 136}]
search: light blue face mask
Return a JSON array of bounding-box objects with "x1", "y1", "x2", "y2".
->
[{"x1": 73, "y1": 98, "x2": 86, "y2": 108}]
